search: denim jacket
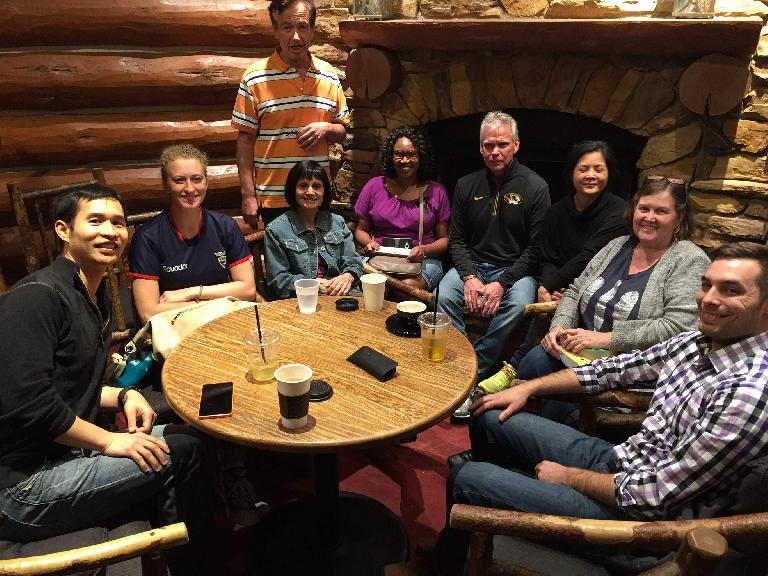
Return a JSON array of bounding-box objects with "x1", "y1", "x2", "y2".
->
[{"x1": 264, "y1": 209, "x2": 364, "y2": 298}]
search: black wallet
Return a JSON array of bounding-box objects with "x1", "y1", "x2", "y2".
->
[{"x1": 346, "y1": 346, "x2": 397, "y2": 381}]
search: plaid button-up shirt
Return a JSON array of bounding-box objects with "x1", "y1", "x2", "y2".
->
[{"x1": 574, "y1": 329, "x2": 768, "y2": 520}]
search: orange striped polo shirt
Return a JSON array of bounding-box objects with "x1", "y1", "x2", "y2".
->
[{"x1": 232, "y1": 51, "x2": 349, "y2": 209}]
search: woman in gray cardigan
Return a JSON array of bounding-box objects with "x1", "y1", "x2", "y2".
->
[{"x1": 479, "y1": 177, "x2": 710, "y2": 422}]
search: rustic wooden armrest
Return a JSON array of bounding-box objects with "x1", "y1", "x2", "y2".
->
[
  {"x1": 449, "y1": 506, "x2": 768, "y2": 551},
  {"x1": 243, "y1": 230, "x2": 267, "y2": 302},
  {"x1": 362, "y1": 261, "x2": 434, "y2": 305},
  {"x1": 0, "y1": 522, "x2": 188, "y2": 576},
  {"x1": 587, "y1": 389, "x2": 653, "y2": 409},
  {"x1": 523, "y1": 301, "x2": 558, "y2": 316}
]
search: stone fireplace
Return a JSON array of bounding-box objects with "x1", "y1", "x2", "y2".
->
[
  {"x1": 426, "y1": 109, "x2": 646, "y2": 203},
  {"x1": 310, "y1": 2, "x2": 768, "y2": 247}
]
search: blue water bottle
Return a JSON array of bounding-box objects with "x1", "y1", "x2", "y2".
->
[{"x1": 115, "y1": 348, "x2": 154, "y2": 388}]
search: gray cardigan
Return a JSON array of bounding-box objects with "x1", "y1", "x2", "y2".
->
[{"x1": 551, "y1": 236, "x2": 710, "y2": 352}]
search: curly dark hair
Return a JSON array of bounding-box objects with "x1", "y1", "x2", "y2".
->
[{"x1": 379, "y1": 126, "x2": 437, "y2": 183}]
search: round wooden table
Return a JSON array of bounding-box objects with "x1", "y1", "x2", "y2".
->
[
  {"x1": 162, "y1": 297, "x2": 477, "y2": 453},
  {"x1": 162, "y1": 297, "x2": 477, "y2": 576}
]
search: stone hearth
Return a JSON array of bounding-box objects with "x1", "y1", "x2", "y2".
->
[{"x1": 310, "y1": 2, "x2": 768, "y2": 247}]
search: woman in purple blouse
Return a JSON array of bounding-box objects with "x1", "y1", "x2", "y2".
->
[{"x1": 354, "y1": 126, "x2": 451, "y2": 291}]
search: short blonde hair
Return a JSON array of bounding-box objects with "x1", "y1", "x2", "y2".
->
[{"x1": 159, "y1": 144, "x2": 208, "y2": 182}]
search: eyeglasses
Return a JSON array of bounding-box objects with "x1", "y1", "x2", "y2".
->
[
  {"x1": 393, "y1": 151, "x2": 418, "y2": 160},
  {"x1": 645, "y1": 175, "x2": 685, "y2": 185}
]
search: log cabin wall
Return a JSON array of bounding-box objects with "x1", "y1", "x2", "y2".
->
[
  {"x1": 3, "y1": 0, "x2": 768, "y2": 284},
  {"x1": 0, "y1": 0, "x2": 351, "y2": 283}
]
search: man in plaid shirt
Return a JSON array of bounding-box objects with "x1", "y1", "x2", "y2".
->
[{"x1": 437, "y1": 241, "x2": 768, "y2": 575}]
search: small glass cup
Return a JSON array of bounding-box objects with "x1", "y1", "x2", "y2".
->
[
  {"x1": 417, "y1": 312, "x2": 451, "y2": 362},
  {"x1": 245, "y1": 328, "x2": 280, "y2": 382}
]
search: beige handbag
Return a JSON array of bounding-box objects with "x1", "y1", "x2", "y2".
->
[
  {"x1": 107, "y1": 297, "x2": 253, "y2": 385},
  {"x1": 368, "y1": 188, "x2": 425, "y2": 278},
  {"x1": 148, "y1": 297, "x2": 254, "y2": 358}
]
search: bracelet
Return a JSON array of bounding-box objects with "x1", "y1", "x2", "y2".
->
[
  {"x1": 117, "y1": 386, "x2": 141, "y2": 409},
  {"x1": 195, "y1": 285, "x2": 203, "y2": 302}
]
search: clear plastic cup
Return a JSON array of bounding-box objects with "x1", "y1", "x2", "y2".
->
[
  {"x1": 244, "y1": 328, "x2": 280, "y2": 382},
  {"x1": 417, "y1": 312, "x2": 451, "y2": 362},
  {"x1": 294, "y1": 279, "x2": 320, "y2": 314}
]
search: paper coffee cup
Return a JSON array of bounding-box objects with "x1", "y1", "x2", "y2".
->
[
  {"x1": 274, "y1": 364, "x2": 312, "y2": 429},
  {"x1": 360, "y1": 273, "x2": 386, "y2": 312}
]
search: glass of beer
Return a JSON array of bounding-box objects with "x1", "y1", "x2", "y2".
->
[
  {"x1": 417, "y1": 312, "x2": 451, "y2": 362},
  {"x1": 245, "y1": 328, "x2": 280, "y2": 381}
]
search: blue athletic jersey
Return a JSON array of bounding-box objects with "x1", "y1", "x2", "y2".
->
[{"x1": 129, "y1": 209, "x2": 252, "y2": 293}]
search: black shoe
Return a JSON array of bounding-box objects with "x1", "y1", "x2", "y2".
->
[{"x1": 447, "y1": 450, "x2": 473, "y2": 470}]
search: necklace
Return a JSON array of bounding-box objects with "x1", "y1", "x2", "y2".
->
[{"x1": 386, "y1": 177, "x2": 423, "y2": 201}]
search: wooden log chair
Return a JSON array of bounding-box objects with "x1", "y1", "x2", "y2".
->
[
  {"x1": 449, "y1": 455, "x2": 768, "y2": 576},
  {"x1": 6, "y1": 171, "x2": 139, "y2": 342},
  {"x1": 0, "y1": 522, "x2": 188, "y2": 576},
  {"x1": 362, "y1": 260, "x2": 435, "y2": 305},
  {"x1": 521, "y1": 301, "x2": 650, "y2": 438}
]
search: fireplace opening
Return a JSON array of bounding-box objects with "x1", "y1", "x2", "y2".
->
[{"x1": 427, "y1": 109, "x2": 647, "y2": 204}]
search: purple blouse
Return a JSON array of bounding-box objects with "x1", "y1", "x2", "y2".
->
[{"x1": 354, "y1": 177, "x2": 451, "y2": 246}]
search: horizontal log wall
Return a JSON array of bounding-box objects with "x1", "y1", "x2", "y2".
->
[
  {"x1": 0, "y1": 2, "x2": 273, "y2": 48},
  {"x1": 0, "y1": 0, "x2": 354, "y2": 285},
  {"x1": 2, "y1": 111, "x2": 235, "y2": 167},
  {"x1": 0, "y1": 53, "x2": 258, "y2": 109}
]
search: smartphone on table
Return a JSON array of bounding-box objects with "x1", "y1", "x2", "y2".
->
[{"x1": 198, "y1": 382, "x2": 234, "y2": 419}]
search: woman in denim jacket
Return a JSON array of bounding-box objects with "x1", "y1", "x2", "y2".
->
[{"x1": 265, "y1": 160, "x2": 363, "y2": 299}]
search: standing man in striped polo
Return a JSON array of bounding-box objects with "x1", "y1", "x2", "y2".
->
[{"x1": 232, "y1": 0, "x2": 349, "y2": 228}]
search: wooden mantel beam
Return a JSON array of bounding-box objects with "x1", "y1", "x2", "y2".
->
[{"x1": 339, "y1": 18, "x2": 762, "y2": 59}]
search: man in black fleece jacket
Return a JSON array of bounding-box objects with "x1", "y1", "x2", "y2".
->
[
  {"x1": 437, "y1": 111, "x2": 550, "y2": 386},
  {"x1": 0, "y1": 184, "x2": 206, "y2": 574}
]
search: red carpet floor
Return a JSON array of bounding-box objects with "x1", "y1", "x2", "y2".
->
[
  {"x1": 337, "y1": 418, "x2": 470, "y2": 548},
  {"x1": 223, "y1": 418, "x2": 471, "y2": 575}
]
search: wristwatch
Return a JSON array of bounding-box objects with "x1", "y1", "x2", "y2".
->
[
  {"x1": 117, "y1": 386, "x2": 142, "y2": 409},
  {"x1": 461, "y1": 274, "x2": 477, "y2": 283}
]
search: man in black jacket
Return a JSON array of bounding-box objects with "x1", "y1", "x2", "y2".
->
[
  {"x1": 438, "y1": 111, "x2": 550, "y2": 414},
  {"x1": 0, "y1": 184, "x2": 205, "y2": 574}
]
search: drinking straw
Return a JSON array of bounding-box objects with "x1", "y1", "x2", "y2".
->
[
  {"x1": 254, "y1": 304, "x2": 266, "y2": 363},
  {"x1": 432, "y1": 283, "x2": 439, "y2": 334}
]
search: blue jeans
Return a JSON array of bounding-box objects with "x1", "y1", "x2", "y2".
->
[
  {"x1": 437, "y1": 264, "x2": 536, "y2": 379},
  {"x1": 0, "y1": 424, "x2": 208, "y2": 573},
  {"x1": 518, "y1": 344, "x2": 576, "y2": 423},
  {"x1": 435, "y1": 412, "x2": 625, "y2": 575}
]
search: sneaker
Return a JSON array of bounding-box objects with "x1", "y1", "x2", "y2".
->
[
  {"x1": 451, "y1": 386, "x2": 486, "y2": 421},
  {"x1": 477, "y1": 361, "x2": 518, "y2": 394},
  {"x1": 222, "y1": 468, "x2": 270, "y2": 529}
]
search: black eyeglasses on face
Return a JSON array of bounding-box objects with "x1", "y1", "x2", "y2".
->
[{"x1": 393, "y1": 151, "x2": 418, "y2": 160}]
